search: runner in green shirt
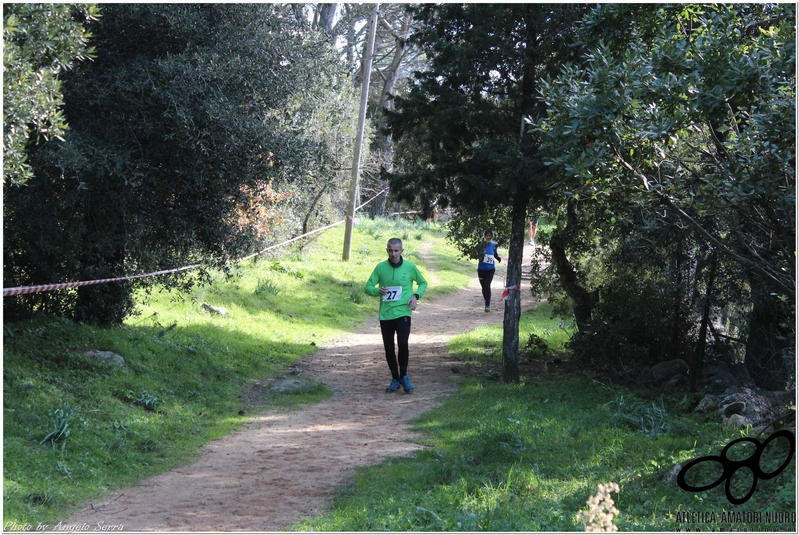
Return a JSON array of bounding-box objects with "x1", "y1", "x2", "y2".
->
[{"x1": 365, "y1": 238, "x2": 428, "y2": 393}]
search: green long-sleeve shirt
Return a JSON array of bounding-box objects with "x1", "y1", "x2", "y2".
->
[{"x1": 364, "y1": 257, "x2": 428, "y2": 321}]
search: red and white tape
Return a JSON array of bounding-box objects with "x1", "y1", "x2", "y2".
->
[
  {"x1": 499, "y1": 284, "x2": 521, "y2": 302},
  {"x1": 3, "y1": 265, "x2": 201, "y2": 297}
]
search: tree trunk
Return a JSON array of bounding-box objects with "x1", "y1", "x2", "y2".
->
[
  {"x1": 316, "y1": 3, "x2": 337, "y2": 32},
  {"x1": 376, "y1": 188, "x2": 388, "y2": 216},
  {"x1": 745, "y1": 273, "x2": 793, "y2": 390},
  {"x1": 670, "y1": 249, "x2": 685, "y2": 360},
  {"x1": 302, "y1": 182, "x2": 330, "y2": 235},
  {"x1": 374, "y1": 11, "x2": 412, "y2": 118},
  {"x1": 690, "y1": 252, "x2": 717, "y2": 392},
  {"x1": 549, "y1": 198, "x2": 595, "y2": 330},
  {"x1": 501, "y1": 197, "x2": 526, "y2": 383}
]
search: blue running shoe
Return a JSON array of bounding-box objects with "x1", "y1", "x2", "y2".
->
[
  {"x1": 386, "y1": 378, "x2": 401, "y2": 392},
  {"x1": 401, "y1": 375, "x2": 414, "y2": 393}
]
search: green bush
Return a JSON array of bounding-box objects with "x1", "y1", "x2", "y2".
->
[
  {"x1": 254, "y1": 278, "x2": 280, "y2": 296},
  {"x1": 567, "y1": 322, "x2": 650, "y2": 372},
  {"x1": 520, "y1": 333, "x2": 549, "y2": 361},
  {"x1": 567, "y1": 273, "x2": 682, "y2": 372},
  {"x1": 608, "y1": 394, "x2": 670, "y2": 437}
]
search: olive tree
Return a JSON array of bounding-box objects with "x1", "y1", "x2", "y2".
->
[
  {"x1": 537, "y1": 4, "x2": 795, "y2": 388},
  {"x1": 4, "y1": 4, "x2": 357, "y2": 324},
  {"x1": 3, "y1": 3, "x2": 99, "y2": 186}
]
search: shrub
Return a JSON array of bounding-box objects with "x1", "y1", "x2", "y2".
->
[
  {"x1": 254, "y1": 278, "x2": 280, "y2": 296},
  {"x1": 609, "y1": 395, "x2": 670, "y2": 437},
  {"x1": 41, "y1": 404, "x2": 78, "y2": 451},
  {"x1": 520, "y1": 333, "x2": 549, "y2": 361},
  {"x1": 567, "y1": 323, "x2": 650, "y2": 373}
]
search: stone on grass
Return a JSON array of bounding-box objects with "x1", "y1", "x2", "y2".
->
[
  {"x1": 696, "y1": 386, "x2": 791, "y2": 429},
  {"x1": 695, "y1": 394, "x2": 720, "y2": 414},
  {"x1": 84, "y1": 349, "x2": 127, "y2": 369},
  {"x1": 269, "y1": 379, "x2": 314, "y2": 394},
  {"x1": 723, "y1": 414, "x2": 753, "y2": 429},
  {"x1": 651, "y1": 359, "x2": 689, "y2": 386},
  {"x1": 202, "y1": 303, "x2": 228, "y2": 316}
]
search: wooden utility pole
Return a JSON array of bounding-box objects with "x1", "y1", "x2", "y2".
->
[{"x1": 342, "y1": 6, "x2": 378, "y2": 261}]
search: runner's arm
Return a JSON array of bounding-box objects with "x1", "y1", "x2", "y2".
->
[
  {"x1": 413, "y1": 267, "x2": 428, "y2": 299},
  {"x1": 364, "y1": 266, "x2": 382, "y2": 297}
]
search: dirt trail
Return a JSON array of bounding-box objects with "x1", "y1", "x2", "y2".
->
[{"x1": 62, "y1": 244, "x2": 538, "y2": 532}]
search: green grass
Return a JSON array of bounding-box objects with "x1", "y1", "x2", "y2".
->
[
  {"x1": 293, "y1": 305, "x2": 796, "y2": 532},
  {"x1": 2, "y1": 218, "x2": 468, "y2": 527},
  {"x1": 448, "y1": 303, "x2": 573, "y2": 364},
  {"x1": 296, "y1": 377, "x2": 791, "y2": 531}
]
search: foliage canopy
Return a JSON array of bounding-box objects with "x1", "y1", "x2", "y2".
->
[
  {"x1": 535, "y1": 3, "x2": 795, "y2": 387},
  {"x1": 3, "y1": 3, "x2": 99, "y2": 186},
  {"x1": 4, "y1": 4, "x2": 358, "y2": 324}
]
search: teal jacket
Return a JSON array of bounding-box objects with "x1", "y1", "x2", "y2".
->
[{"x1": 364, "y1": 257, "x2": 428, "y2": 321}]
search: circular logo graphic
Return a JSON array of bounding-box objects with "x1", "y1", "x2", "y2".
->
[{"x1": 677, "y1": 429, "x2": 795, "y2": 505}]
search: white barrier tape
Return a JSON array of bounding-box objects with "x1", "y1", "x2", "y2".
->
[
  {"x1": 235, "y1": 219, "x2": 344, "y2": 262},
  {"x1": 356, "y1": 188, "x2": 388, "y2": 212},
  {"x1": 3, "y1": 188, "x2": 390, "y2": 297}
]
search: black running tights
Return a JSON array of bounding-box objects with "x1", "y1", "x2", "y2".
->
[
  {"x1": 477, "y1": 268, "x2": 495, "y2": 307},
  {"x1": 380, "y1": 316, "x2": 411, "y2": 380}
]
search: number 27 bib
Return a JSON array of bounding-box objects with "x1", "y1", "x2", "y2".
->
[{"x1": 382, "y1": 286, "x2": 403, "y2": 302}]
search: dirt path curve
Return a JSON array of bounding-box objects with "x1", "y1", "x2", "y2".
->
[{"x1": 63, "y1": 244, "x2": 537, "y2": 532}]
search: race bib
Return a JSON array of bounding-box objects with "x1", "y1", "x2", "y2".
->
[
  {"x1": 482, "y1": 254, "x2": 495, "y2": 265},
  {"x1": 382, "y1": 286, "x2": 403, "y2": 302}
]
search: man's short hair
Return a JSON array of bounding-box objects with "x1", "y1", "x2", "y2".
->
[{"x1": 387, "y1": 238, "x2": 403, "y2": 248}]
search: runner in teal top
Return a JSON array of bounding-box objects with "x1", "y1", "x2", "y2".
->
[{"x1": 365, "y1": 238, "x2": 428, "y2": 393}]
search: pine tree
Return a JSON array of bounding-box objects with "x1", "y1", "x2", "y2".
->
[{"x1": 385, "y1": 4, "x2": 588, "y2": 382}]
